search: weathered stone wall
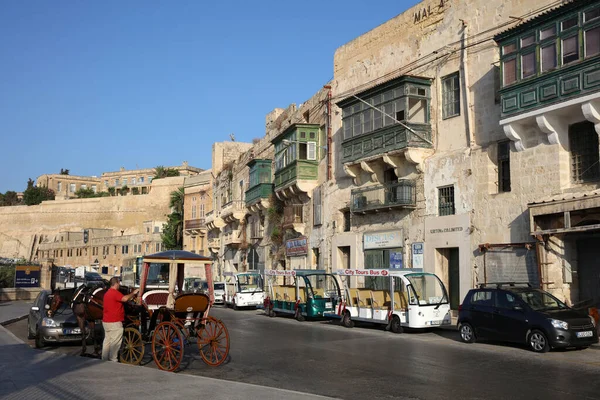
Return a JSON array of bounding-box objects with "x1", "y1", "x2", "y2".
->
[{"x1": 0, "y1": 176, "x2": 184, "y2": 260}]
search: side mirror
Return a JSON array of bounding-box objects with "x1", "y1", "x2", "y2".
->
[{"x1": 31, "y1": 306, "x2": 39, "y2": 311}]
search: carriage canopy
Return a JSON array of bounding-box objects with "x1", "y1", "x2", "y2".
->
[{"x1": 140, "y1": 250, "x2": 213, "y2": 308}]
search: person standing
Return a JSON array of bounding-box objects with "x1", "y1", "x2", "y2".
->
[{"x1": 102, "y1": 277, "x2": 139, "y2": 362}]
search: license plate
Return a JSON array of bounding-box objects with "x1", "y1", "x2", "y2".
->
[
  {"x1": 430, "y1": 320, "x2": 442, "y2": 326},
  {"x1": 576, "y1": 331, "x2": 593, "y2": 338},
  {"x1": 63, "y1": 328, "x2": 81, "y2": 335},
  {"x1": 325, "y1": 302, "x2": 332, "y2": 309}
]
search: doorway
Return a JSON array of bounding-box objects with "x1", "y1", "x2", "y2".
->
[
  {"x1": 436, "y1": 247, "x2": 460, "y2": 309},
  {"x1": 577, "y1": 237, "x2": 600, "y2": 307}
]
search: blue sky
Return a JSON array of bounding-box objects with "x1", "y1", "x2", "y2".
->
[{"x1": 0, "y1": 0, "x2": 420, "y2": 193}]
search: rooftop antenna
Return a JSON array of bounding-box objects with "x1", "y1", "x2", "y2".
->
[{"x1": 230, "y1": 133, "x2": 235, "y2": 142}]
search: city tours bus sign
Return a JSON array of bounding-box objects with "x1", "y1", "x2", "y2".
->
[
  {"x1": 265, "y1": 270, "x2": 296, "y2": 277},
  {"x1": 336, "y1": 269, "x2": 390, "y2": 277}
]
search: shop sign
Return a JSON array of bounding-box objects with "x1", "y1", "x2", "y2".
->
[
  {"x1": 286, "y1": 237, "x2": 308, "y2": 257},
  {"x1": 429, "y1": 227, "x2": 463, "y2": 234},
  {"x1": 363, "y1": 230, "x2": 403, "y2": 250},
  {"x1": 412, "y1": 242, "x2": 424, "y2": 269},
  {"x1": 15, "y1": 265, "x2": 41, "y2": 288}
]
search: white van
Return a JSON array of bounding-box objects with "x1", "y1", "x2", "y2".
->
[{"x1": 213, "y1": 282, "x2": 226, "y2": 305}]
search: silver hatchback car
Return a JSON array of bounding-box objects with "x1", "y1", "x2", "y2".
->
[{"x1": 27, "y1": 290, "x2": 92, "y2": 348}]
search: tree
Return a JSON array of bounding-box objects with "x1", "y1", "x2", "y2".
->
[
  {"x1": 1, "y1": 191, "x2": 20, "y2": 206},
  {"x1": 60, "y1": 168, "x2": 70, "y2": 175},
  {"x1": 153, "y1": 165, "x2": 180, "y2": 180},
  {"x1": 23, "y1": 178, "x2": 55, "y2": 205},
  {"x1": 161, "y1": 187, "x2": 184, "y2": 250},
  {"x1": 75, "y1": 187, "x2": 97, "y2": 198}
]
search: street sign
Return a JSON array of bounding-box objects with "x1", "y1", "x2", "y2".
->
[{"x1": 15, "y1": 265, "x2": 41, "y2": 288}]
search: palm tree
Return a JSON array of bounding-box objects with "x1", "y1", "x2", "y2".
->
[{"x1": 161, "y1": 187, "x2": 185, "y2": 249}]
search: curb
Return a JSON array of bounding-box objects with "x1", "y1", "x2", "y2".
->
[
  {"x1": 0, "y1": 314, "x2": 28, "y2": 327},
  {"x1": 0, "y1": 323, "x2": 27, "y2": 345}
]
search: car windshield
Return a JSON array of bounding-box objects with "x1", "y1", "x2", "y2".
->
[
  {"x1": 214, "y1": 283, "x2": 225, "y2": 291},
  {"x1": 237, "y1": 274, "x2": 263, "y2": 292},
  {"x1": 515, "y1": 290, "x2": 568, "y2": 311},
  {"x1": 85, "y1": 273, "x2": 102, "y2": 281},
  {"x1": 405, "y1": 273, "x2": 448, "y2": 306}
]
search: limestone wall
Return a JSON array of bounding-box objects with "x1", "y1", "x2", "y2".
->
[{"x1": 0, "y1": 177, "x2": 184, "y2": 260}]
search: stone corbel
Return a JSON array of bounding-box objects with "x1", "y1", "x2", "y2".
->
[
  {"x1": 404, "y1": 148, "x2": 434, "y2": 174},
  {"x1": 360, "y1": 161, "x2": 379, "y2": 183},
  {"x1": 582, "y1": 101, "x2": 600, "y2": 135},
  {"x1": 383, "y1": 153, "x2": 403, "y2": 177},
  {"x1": 343, "y1": 164, "x2": 362, "y2": 185},
  {"x1": 502, "y1": 123, "x2": 525, "y2": 152},
  {"x1": 536, "y1": 114, "x2": 566, "y2": 148}
]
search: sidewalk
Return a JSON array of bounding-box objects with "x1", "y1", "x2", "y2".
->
[
  {"x1": 0, "y1": 300, "x2": 32, "y2": 326},
  {"x1": 0, "y1": 302, "x2": 333, "y2": 400}
]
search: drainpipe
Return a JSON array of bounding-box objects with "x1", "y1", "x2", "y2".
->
[
  {"x1": 323, "y1": 85, "x2": 332, "y2": 181},
  {"x1": 460, "y1": 20, "x2": 475, "y2": 149}
]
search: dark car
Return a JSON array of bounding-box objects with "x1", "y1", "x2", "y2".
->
[
  {"x1": 458, "y1": 283, "x2": 598, "y2": 352},
  {"x1": 27, "y1": 290, "x2": 98, "y2": 348},
  {"x1": 74, "y1": 272, "x2": 104, "y2": 287}
]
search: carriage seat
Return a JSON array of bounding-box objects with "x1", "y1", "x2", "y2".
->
[{"x1": 142, "y1": 290, "x2": 170, "y2": 311}]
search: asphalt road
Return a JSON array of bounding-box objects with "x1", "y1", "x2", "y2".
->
[{"x1": 8, "y1": 307, "x2": 600, "y2": 400}]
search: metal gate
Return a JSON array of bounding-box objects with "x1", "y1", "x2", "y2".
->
[{"x1": 481, "y1": 245, "x2": 540, "y2": 287}]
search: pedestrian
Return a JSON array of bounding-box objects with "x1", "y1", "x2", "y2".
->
[{"x1": 101, "y1": 277, "x2": 139, "y2": 362}]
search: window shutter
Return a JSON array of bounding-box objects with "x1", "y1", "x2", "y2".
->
[{"x1": 307, "y1": 142, "x2": 317, "y2": 160}]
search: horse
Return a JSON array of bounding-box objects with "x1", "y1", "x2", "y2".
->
[{"x1": 49, "y1": 282, "x2": 140, "y2": 357}]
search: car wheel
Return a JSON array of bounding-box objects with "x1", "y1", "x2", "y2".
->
[
  {"x1": 35, "y1": 329, "x2": 45, "y2": 349},
  {"x1": 528, "y1": 329, "x2": 550, "y2": 353},
  {"x1": 390, "y1": 315, "x2": 403, "y2": 334},
  {"x1": 341, "y1": 311, "x2": 354, "y2": 328},
  {"x1": 459, "y1": 322, "x2": 476, "y2": 343}
]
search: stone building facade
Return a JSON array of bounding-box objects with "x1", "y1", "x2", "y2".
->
[
  {"x1": 36, "y1": 162, "x2": 202, "y2": 199},
  {"x1": 326, "y1": 0, "x2": 600, "y2": 309},
  {"x1": 196, "y1": 0, "x2": 600, "y2": 311},
  {"x1": 183, "y1": 170, "x2": 213, "y2": 256}
]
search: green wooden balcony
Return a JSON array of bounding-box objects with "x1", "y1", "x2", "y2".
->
[
  {"x1": 274, "y1": 160, "x2": 318, "y2": 191},
  {"x1": 245, "y1": 183, "x2": 274, "y2": 206},
  {"x1": 341, "y1": 124, "x2": 432, "y2": 164},
  {"x1": 500, "y1": 58, "x2": 600, "y2": 117}
]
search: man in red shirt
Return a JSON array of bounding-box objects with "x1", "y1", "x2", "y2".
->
[{"x1": 102, "y1": 277, "x2": 139, "y2": 362}]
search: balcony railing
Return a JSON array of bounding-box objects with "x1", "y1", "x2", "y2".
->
[
  {"x1": 184, "y1": 218, "x2": 206, "y2": 230},
  {"x1": 342, "y1": 124, "x2": 432, "y2": 164},
  {"x1": 223, "y1": 229, "x2": 242, "y2": 246},
  {"x1": 350, "y1": 180, "x2": 416, "y2": 213},
  {"x1": 245, "y1": 183, "x2": 274, "y2": 205},
  {"x1": 283, "y1": 204, "x2": 304, "y2": 227}
]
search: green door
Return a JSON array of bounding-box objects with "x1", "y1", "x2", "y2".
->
[{"x1": 448, "y1": 248, "x2": 460, "y2": 310}]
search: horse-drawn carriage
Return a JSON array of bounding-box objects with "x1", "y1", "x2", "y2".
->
[{"x1": 51, "y1": 250, "x2": 230, "y2": 372}]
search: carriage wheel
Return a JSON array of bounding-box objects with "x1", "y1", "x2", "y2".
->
[
  {"x1": 119, "y1": 328, "x2": 144, "y2": 365},
  {"x1": 197, "y1": 316, "x2": 230, "y2": 367},
  {"x1": 152, "y1": 322, "x2": 184, "y2": 372}
]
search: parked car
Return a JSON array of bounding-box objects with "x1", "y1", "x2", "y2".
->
[
  {"x1": 458, "y1": 283, "x2": 599, "y2": 352},
  {"x1": 213, "y1": 282, "x2": 226, "y2": 305},
  {"x1": 74, "y1": 271, "x2": 104, "y2": 287},
  {"x1": 27, "y1": 290, "x2": 100, "y2": 348}
]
